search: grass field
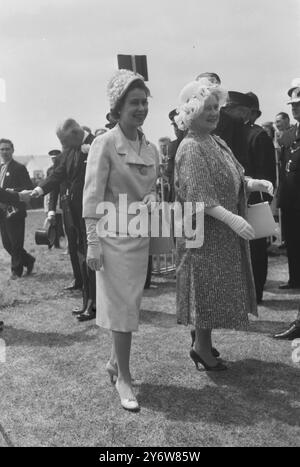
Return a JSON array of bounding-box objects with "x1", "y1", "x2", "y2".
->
[{"x1": 0, "y1": 210, "x2": 299, "y2": 447}]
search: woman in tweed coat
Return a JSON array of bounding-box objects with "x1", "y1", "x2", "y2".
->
[{"x1": 175, "y1": 79, "x2": 273, "y2": 371}]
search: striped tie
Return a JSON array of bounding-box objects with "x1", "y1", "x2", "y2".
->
[{"x1": 0, "y1": 164, "x2": 7, "y2": 188}]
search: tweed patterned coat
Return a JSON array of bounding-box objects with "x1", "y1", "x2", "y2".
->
[{"x1": 175, "y1": 131, "x2": 257, "y2": 330}]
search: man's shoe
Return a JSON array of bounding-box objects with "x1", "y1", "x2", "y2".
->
[
  {"x1": 10, "y1": 272, "x2": 20, "y2": 280},
  {"x1": 279, "y1": 283, "x2": 300, "y2": 290},
  {"x1": 72, "y1": 307, "x2": 85, "y2": 316},
  {"x1": 77, "y1": 310, "x2": 96, "y2": 322},
  {"x1": 273, "y1": 321, "x2": 300, "y2": 340},
  {"x1": 26, "y1": 258, "x2": 36, "y2": 275},
  {"x1": 64, "y1": 283, "x2": 82, "y2": 291}
]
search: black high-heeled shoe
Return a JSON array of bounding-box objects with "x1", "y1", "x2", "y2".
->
[
  {"x1": 190, "y1": 329, "x2": 220, "y2": 358},
  {"x1": 189, "y1": 348, "x2": 227, "y2": 371}
]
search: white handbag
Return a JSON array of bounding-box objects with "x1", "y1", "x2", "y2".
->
[{"x1": 246, "y1": 198, "x2": 277, "y2": 239}]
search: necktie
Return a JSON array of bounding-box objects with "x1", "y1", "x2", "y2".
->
[{"x1": 0, "y1": 164, "x2": 7, "y2": 188}]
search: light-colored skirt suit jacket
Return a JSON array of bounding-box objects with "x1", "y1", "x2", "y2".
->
[{"x1": 83, "y1": 124, "x2": 159, "y2": 332}]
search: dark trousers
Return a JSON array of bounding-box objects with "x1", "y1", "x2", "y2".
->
[
  {"x1": 0, "y1": 215, "x2": 34, "y2": 276},
  {"x1": 144, "y1": 256, "x2": 152, "y2": 288},
  {"x1": 54, "y1": 213, "x2": 64, "y2": 247},
  {"x1": 250, "y1": 237, "x2": 268, "y2": 302},
  {"x1": 71, "y1": 207, "x2": 96, "y2": 308},
  {"x1": 281, "y1": 209, "x2": 300, "y2": 285},
  {"x1": 63, "y1": 210, "x2": 83, "y2": 288}
]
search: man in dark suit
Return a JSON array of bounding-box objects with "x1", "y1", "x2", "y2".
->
[
  {"x1": 165, "y1": 109, "x2": 186, "y2": 203},
  {"x1": 276, "y1": 84, "x2": 300, "y2": 290},
  {"x1": 31, "y1": 119, "x2": 96, "y2": 321},
  {"x1": 273, "y1": 81, "x2": 300, "y2": 340},
  {"x1": 0, "y1": 187, "x2": 31, "y2": 205},
  {"x1": 223, "y1": 92, "x2": 276, "y2": 303},
  {"x1": 0, "y1": 187, "x2": 32, "y2": 330},
  {"x1": 0, "y1": 139, "x2": 35, "y2": 279},
  {"x1": 244, "y1": 92, "x2": 276, "y2": 303},
  {"x1": 45, "y1": 150, "x2": 65, "y2": 249},
  {"x1": 47, "y1": 149, "x2": 83, "y2": 290}
]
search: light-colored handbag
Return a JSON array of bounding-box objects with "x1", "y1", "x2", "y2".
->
[{"x1": 246, "y1": 195, "x2": 277, "y2": 239}]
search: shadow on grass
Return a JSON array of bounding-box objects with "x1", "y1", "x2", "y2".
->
[
  {"x1": 140, "y1": 309, "x2": 176, "y2": 328},
  {"x1": 25, "y1": 272, "x2": 70, "y2": 283},
  {"x1": 259, "y1": 299, "x2": 299, "y2": 311},
  {"x1": 2, "y1": 325, "x2": 98, "y2": 347},
  {"x1": 140, "y1": 359, "x2": 300, "y2": 428},
  {"x1": 249, "y1": 320, "x2": 296, "y2": 335}
]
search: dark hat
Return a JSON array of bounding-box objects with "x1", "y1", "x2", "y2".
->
[
  {"x1": 227, "y1": 91, "x2": 254, "y2": 108},
  {"x1": 168, "y1": 109, "x2": 178, "y2": 121},
  {"x1": 246, "y1": 92, "x2": 262, "y2": 117},
  {"x1": 35, "y1": 218, "x2": 56, "y2": 247},
  {"x1": 48, "y1": 149, "x2": 61, "y2": 157}
]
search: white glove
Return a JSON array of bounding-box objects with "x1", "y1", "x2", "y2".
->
[
  {"x1": 206, "y1": 206, "x2": 255, "y2": 240},
  {"x1": 246, "y1": 178, "x2": 274, "y2": 196},
  {"x1": 47, "y1": 211, "x2": 56, "y2": 224},
  {"x1": 226, "y1": 213, "x2": 256, "y2": 240},
  {"x1": 87, "y1": 244, "x2": 103, "y2": 271},
  {"x1": 85, "y1": 218, "x2": 104, "y2": 270},
  {"x1": 140, "y1": 192, "x2": 157, "y2": 211},
  {"x1": 81, "y1": 144, "x2": 91, "y2": 154}
]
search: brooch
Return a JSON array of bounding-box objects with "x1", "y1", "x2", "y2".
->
[{"x1": 138, "y1": 167, "x2": 148, "y2": 175}]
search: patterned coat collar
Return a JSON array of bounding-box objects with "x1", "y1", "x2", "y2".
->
[{"x1": 112, "y1": 124, "x2": 154, "y2": 166}]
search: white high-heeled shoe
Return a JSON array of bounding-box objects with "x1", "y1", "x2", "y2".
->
[
  {"x1": 105, "y1": 361, "x2": 118, "y2": 384},
  {"x1": 115, "y1": 379, "x2": 140, "y2": 412},
  {"x1": 105, "y1": 361, "x2": 136, "y2": 385}
]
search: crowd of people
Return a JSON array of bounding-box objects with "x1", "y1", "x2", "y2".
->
[{"x1": 1, "y1": 69, "x2": 300, "y2": 412}]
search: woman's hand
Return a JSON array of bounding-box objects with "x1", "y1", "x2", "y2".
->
[
  {"x1": 141, "y1": 193, "x2": 157, "y2": 211},
  {"x1": 236, "y1": 219, "x2": 256, "y2": 240},
  {"x1": 247, "y1": 178, "x2": 274, "y2": 196},
  {"x1": 228, "y1": 214, "x2": 256, "y2": 240},
  {"x1": 87, "y1": 244, "x2": 104, "y2": 271}
]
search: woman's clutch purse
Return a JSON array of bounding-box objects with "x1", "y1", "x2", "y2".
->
[{"x1": 246, "y1": 201, "x2": 277, "y2": 239}]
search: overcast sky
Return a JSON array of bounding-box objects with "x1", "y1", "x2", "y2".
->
[{"x1": 0, "y1": 0, "x2": 299, "y2": 155}]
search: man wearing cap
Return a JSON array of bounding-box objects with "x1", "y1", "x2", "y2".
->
[
  {"x1": 273, "y1": 79, "x2": 300, "y2": 339},
  {"x1": 31, "y1": 119, "x2": 96, "y2": 321},
  {"x1": 276, "y1": 81, "x2": 300, "y2": 292}
]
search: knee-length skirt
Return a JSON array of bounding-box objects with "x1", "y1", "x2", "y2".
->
[{"x1": 96, "y1": 236, "x2": 150, "y2": 332}]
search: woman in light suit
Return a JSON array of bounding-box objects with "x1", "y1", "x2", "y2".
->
[{"x1": 83, "y1": 70, "x2": 159, "y2": 412}]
